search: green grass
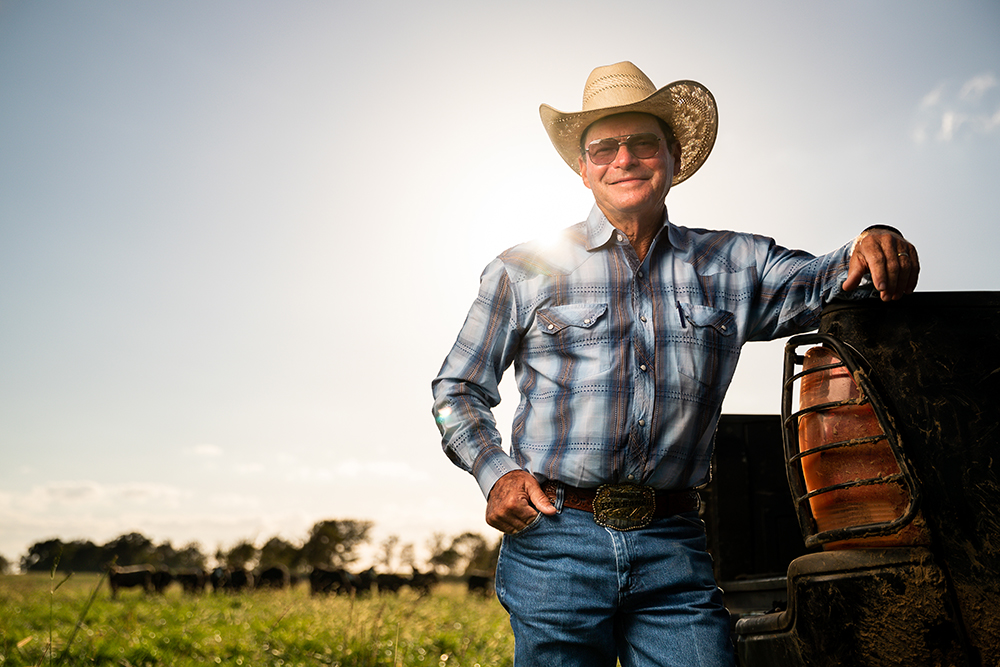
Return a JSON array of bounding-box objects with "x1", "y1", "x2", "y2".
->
[{"x1": 0, "y1": 573, "x2": 513, "y2": 667}]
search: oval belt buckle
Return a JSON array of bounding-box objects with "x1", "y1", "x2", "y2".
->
[{"x1": 593, "y1": 484, "x2": 656, "y2": 531}]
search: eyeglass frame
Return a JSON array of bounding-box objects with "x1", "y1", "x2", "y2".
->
[{"x1": 582, "y1": 133, "x2": 663, "y2": 165}]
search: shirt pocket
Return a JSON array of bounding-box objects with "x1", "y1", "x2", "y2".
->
[
  {"x1": 527, "y1": 303, "x2": 611, "y2": 381},
  {"x1": 675, "y1": 303, "x2": 740, "y2": 399}
]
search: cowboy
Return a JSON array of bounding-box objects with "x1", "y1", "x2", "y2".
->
[{"x1": 431, "y1": 61, "x2": 918, "y2": 666}]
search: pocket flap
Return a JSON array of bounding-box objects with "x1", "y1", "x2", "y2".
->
[
  {"x1": 679, "y1": 303, "x2": 737, "y2": 336},
  {"x1": 537, "y1": 303, "x2": 609, "y2": 335}
]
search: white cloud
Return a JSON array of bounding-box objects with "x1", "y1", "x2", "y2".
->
[
  {"x1": 9, "y1": 480, "x2": 190, "y2": 513},
  {"x1": 234, "y1": 462, "x2": 266, "y2": 475},
  {"x1": 206, "y1": 492, "x2": 262, "y2": 510},
  {"x1": 185, "y1": 443, "x2": 224, "y2": 458},
  {"x1": 960, "y1": 73, "x2": 998, "y2": 100},
  {"x1": 913, "y1": 72, "x2": 1000, "y2": 143},
  {"x1": 919, "y1": 84, "x2": 945, "y2": 109},
  {"x1": 332, "y1": 459, "x2": 429, "y2": 481}
]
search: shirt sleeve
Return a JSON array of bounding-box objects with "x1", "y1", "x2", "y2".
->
[
  {"x1": 746, "y1": 236, "x2": 874, "y2": 341},
  {"x1": 431, "y1": 258, "x2": 523, "y2": 498}
]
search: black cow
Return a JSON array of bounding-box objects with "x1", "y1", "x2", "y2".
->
[
  {"x1": 176, "y1": 569, "x2": 207, "y2": 593},
  {"x1": 229, "y1": 568, "x2": 254, "y2": 591},
  {"x1": 108, "y1": 564, "x2": 155, "y2": 598},
  {"x1": 309, "y1": 567, "x2": 354, "y2": 595},
  {"x1": 355, "y1": 567, "x2": 378, "y2": 596},
  {"x1": 210, "y1": 567, "x2": 227, "y2": 591},
  {"x1": 409, "y1": 568, "x2": 439, "y2": 597},
  {"x1": 376, "y1": 572, "x2": 408, "y2": 594},
  {"x1": 257, "y1": 564, "x2": 291, "y2": 589},
  {"x1": 467, "y1": 573, "x2": 494, "y2": 596},
  {"x1": 211, "y1": 567, "x2": 254, "y2": 592},
  {"x1": 152, "y1": 568, "x2": 173, "y2": 594}
]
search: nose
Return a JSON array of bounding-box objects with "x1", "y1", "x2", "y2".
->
[{"x1": 611, "y1": 142, "x2": 640, "y2": 167}]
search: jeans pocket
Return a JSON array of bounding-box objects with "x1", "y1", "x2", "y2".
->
[
  {"x1": 510, "y1": 510, "x2": 546, "y2": 537},
  {"x1": 672, "y1": 510, "x2": 706, "y2": 530}
]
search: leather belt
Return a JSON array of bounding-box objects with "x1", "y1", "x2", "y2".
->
[{"x1": 542, "y1": 481, "x2": 700, "y2": 530}]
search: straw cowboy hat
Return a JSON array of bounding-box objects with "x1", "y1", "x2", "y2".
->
[{"x1": 539, "y1": 61, "x2": 718, "y2": 185}]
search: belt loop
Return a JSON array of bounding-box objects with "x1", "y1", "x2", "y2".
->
[{"x1": 542, "y1": 480, "x2": 565, "y2": 513}]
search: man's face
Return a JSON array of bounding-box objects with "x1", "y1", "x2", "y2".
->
[{"x1": 577, "y1": 113, "x2": 680, "y2": 225}]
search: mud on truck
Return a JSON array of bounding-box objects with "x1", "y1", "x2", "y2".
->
[{"x1": 701, "y1": 291, "x2": 1000, "y2": 667}]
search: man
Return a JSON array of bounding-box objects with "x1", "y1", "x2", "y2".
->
[{"x1": 431, "y1": 62, "x2": 918, "y2": 666}]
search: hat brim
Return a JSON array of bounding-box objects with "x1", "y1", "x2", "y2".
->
[{"x1": 540, "y1": 80, "x2": 718, "y2": 185}]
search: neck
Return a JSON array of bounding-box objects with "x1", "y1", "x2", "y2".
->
[{"x1": 602, "y1": 205, "x2": 665, "y2": 262}]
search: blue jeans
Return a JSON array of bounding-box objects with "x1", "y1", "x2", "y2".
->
[{"x1": 495, "y1": 506, "x2": 735, "y2": 667}]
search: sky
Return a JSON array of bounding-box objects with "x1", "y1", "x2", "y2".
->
[{"x1": 1, "y1": 0, "x2": 998, "y2": 569}]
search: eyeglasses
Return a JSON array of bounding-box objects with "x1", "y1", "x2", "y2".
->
[{"x1": 584, "y1": 133, "x2": 662, "y2": 165}]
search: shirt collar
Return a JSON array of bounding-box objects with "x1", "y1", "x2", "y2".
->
[{"x1": 583, "y1": 204, "x2": 677, "y2": 252}]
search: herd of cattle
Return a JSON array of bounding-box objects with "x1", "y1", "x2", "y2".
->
[{"x1": 107, "y1": 564, "x2": 495, "y2": 598}]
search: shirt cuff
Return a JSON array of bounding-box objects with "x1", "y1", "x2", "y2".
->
[{"x1": 474, "y1": 450, "x2": 523, "y2": 500}]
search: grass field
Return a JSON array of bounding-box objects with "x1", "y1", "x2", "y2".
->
[{"x1": 0, "y1": 573, "x2": 514, "y2": 667}]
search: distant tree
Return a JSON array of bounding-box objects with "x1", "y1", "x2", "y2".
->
[
  {"x1": 427, "y1": 533, "x2": 460, "y2": 574},
  {"x1": 151, "y1": 542, "x2": 178, "y2": 569},
  {"x1": 64, "y1": 540, "x2": 106, "y2": 572},
  {"x1": 22, "y1": 538, "x2": 66, "y2": 572},
  {"x1": 300, "y1": 519, "x2": 372, "y2": 569},
  {"x1": 376, "y1": 535, "x2": 400, "y2": 572},
  {"x1": 173, "y1": 542, "x2": 208, "y2": 570},
  {"x1": 428, "y1": 532, "x2": 498, "y2": 576},
  {"x1": 259, "y1": 536, "x2": 301, "y2": 571},
  {"x1": 0, "y1": 552, "x2": 11, "y2": 574},
  {"x1": 224, "y1": 540, "x2": 260, "y2": 570},
  {"x1": 22, "y1": 534, "x2": 206, "y2": 573},
  {"x1": 104, "y1": 532, "x2": 155, "y2": 566},
  {"x1": 399, "y1": 542, "x2": 416, "y2": 571},
  {"x1": 375, "y1": 535, "x2": 417, "y2": 572},
  {"x1": 467, "y1": 536, "x2": 501, "y2": 574}
]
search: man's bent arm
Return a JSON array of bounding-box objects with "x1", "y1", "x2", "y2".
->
[{"x1": 432, "y1": 258, "x2": 524, "y2": 498}]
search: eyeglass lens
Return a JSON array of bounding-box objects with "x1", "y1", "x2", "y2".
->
[{"x1": 586, "y1": 133, "x2": 660, "y2": 165}]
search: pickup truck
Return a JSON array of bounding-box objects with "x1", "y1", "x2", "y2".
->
[{"x1": 703, "y1": 292, "x2": 1000, "y2": 667}]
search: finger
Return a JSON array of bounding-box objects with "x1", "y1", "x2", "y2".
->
[
  {"x1": 889, "y1": 252, "x2": 912, "y2": 300},
  {"x1": 486, "y1": 506, "x2": 538, "y2": 534},
  {"x1": 900, "y1": 245, "x2": 919, "y2": 293},
  {"x1": 886, "y1": 244, "x2": 920, "y2": 300},
  {"x1": 905, "y1": 248, "x2": 920, "y2": 294},
  {"x1": 866, "y1": 249, "x2": 892, "y2": 299},
  {"x1": 842, "y1": 253, "x2": 869, "y2": 292},
  {"x1": 527, "y1": 481, "x2": 558, "y2": 515}
]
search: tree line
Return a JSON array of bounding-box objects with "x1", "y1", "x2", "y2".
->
[{"x1": 9, "y1": 519, "x2": 500, "y2": 578}]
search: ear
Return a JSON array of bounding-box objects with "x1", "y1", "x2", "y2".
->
[
  {"x1": 671, "y1": 144, "x2": 682, "y2": 178},
  {"x1": 578, "y1": 156, "x2": 593, "y2": 191}
]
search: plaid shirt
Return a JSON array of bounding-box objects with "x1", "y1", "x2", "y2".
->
[{"x1": 432, "y1": 205, "x2": 862, "y2": 498}]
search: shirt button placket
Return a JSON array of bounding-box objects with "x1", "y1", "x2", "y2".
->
[{"x1": 629, "y1": 266, "x2": 655, "y2": 481}]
